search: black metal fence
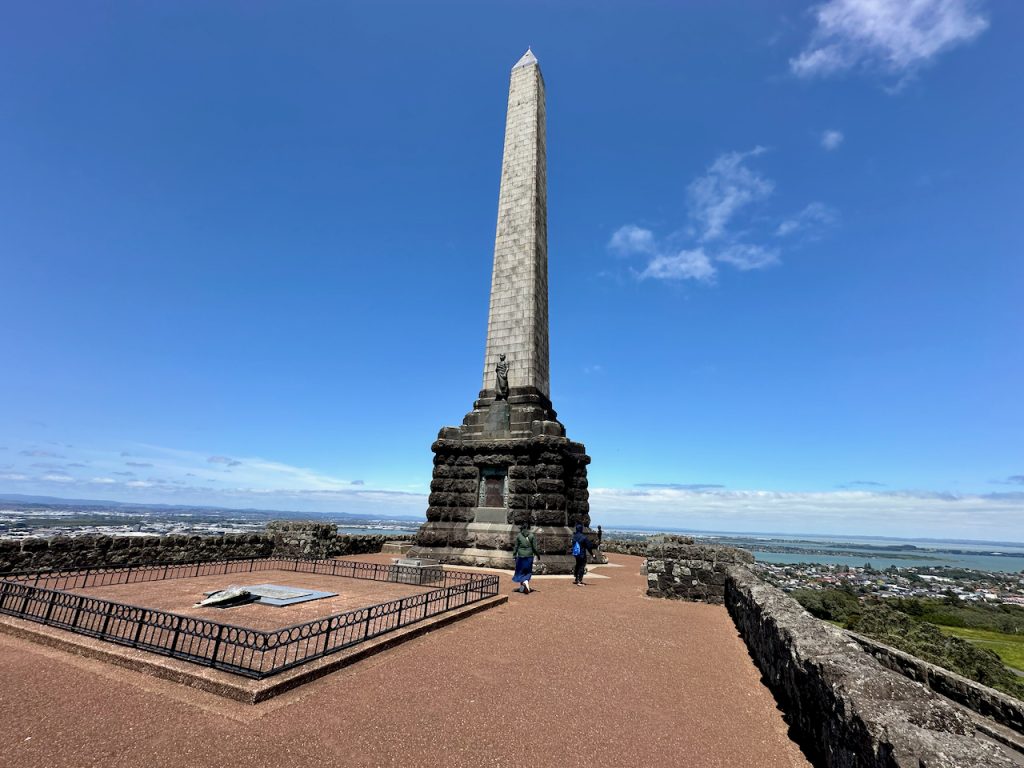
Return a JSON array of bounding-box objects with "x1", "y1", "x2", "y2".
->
[{"x1": 0, "y1": 557, "x2": 499, "y2": 679}]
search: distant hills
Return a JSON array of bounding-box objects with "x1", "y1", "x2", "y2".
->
[{"x1": 0, "y1": 493, "x2": 422, "y2": 523}]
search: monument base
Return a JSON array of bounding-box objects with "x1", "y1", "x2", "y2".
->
[{"x1": 410, "y1": 433, "x2": 593, "y2": 574}]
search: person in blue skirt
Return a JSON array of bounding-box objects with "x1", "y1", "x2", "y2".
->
[{"x1": 512, "y1": 524, "x2": 540, "y2": 594}]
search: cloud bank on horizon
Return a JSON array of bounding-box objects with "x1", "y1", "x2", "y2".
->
[{"x1": 1, "y1": 440, "x2": 1021, "y2": 541}]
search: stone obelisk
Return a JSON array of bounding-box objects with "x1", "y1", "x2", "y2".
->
[{"x1": 411, "y1": 50, "x2": 592, "y2": 574}]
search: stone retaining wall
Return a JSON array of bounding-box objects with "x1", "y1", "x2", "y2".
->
[
  {"x1": 266, "y1": 521, "x2": 405, "y2": 560},
  {"x1": 0, "y1": 522, "x2": 411, "y2": 573},
  {"x1": 725, "y1": 565, "x2": 1016, "y2": 767},
  {"x1": 600, "y1": 537, "x2": 663, "y2": 557},
  {"x1": 643, "y1": 536, "x2": 754, "y2": 604},
  {"x1": 849, "y1": 630, "x2": 1024, "y2": 735}
]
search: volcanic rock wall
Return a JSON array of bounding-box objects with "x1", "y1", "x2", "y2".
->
[
  {"x1": 642, "y1": 535, "x2": 754, "y2": 604},
  {"x1": 0, "y1": 522, "x2": 410, "y2": 573},
  {"x1": 725, "y1": 564, "x2": 1017, "y2": 767}
]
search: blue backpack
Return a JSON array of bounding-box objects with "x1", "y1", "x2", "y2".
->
[{"x1": 571, "y1": 539, "x2": 581, "y2": 557}]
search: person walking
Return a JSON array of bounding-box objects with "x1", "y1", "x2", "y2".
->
[
  {"x1": 570, "y1": 523, "x2": 594, "y2": 585},
  {"x1": 512, "y1": 524, "x2": 540, "y2": 594}
]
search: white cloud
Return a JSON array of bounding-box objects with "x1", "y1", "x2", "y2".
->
[
  {"x1": 40, "y1": 473, "x2": 74, "y2": 483},
  {"x1": 775, "y1": 202, "x2": 838, "y2": 237},
  {"x1": 609, "y1": 225, "x2": 656, "y2": 256},
  {"x1": 688, "y1": 147, "x2": 773, "y2": 242},
  {"x1": 610, "y1": 147, "x2": 828, "y2": 282},
  {"x1": 590, "y1": 486, "x2": 1024, "y2": 540},
  {"x1": 792, "y1": 0, "x2": 989, "y2": 79},
  {"x1": 640, "y1": 250, "x2": 717, "y2": 282},
  {"x1": 89, "y1": 477, "x2": 118, "y2": 484},
  {"x1": 715, "y1": 244, "x2": 780, "y2": 271},
  {"x1": 821, "y1": 129, "x2": 844, "y2": 150}
]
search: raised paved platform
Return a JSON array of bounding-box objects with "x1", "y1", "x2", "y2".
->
[{"x1": 0, "y1": 553, "x2": 809, "y2": 768}]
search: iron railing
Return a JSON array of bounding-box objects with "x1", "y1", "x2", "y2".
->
[{"x1": 0, "y1": 557, "x2": 498, "y2": 679}]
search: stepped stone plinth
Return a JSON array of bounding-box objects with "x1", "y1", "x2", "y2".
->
[{"x1": 411, "y1": 50, "x2": 593, "y2": 573}]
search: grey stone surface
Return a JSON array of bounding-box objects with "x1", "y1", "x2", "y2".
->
[
  {"x1": 483, "y1": 400, "x2": 511, "y2": 437},
  {"x1": 723, "y1": 564, "x2": 1018, "y2": 767},
  {"x1": 481, "y1": 51, "x2": 549, "y2": 400},
  {"x1": 849, "y1": 631, "x2": 1024, "y2": 735},
  {"x1": 643, "y1": 537, "x2": 753, "y2": 604}
]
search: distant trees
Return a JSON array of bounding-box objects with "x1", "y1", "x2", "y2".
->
[
  {"x1": 848, "y1": 603, "x2": 1024, "y2": 699},
  {"x1": 791, "y1": 588, "x2": 862, "y2": 624},
  {"x1": 791, "y1": 587, "x2": 1024, "y2": 700}
]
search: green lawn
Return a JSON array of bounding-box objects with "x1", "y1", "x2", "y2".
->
[{"x1": 938, "y1": 626, "x2": 1024, "y2": 672}]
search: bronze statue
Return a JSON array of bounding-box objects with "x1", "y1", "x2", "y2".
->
[{"x1": 495, "y1": 353, "x2": 509, "y2": 400}]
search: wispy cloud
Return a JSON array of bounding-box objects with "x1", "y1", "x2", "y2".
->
[
  {"x1": 610, "y1": 148, "x2": 832, "y2": 282},
  {"x1": 821, "y1": 129, "x2": 844, "y2": 150},
  {"x1": 775, "y1": 202, "x2": 838, "y2": 238},
  {"x1": 125, "y1": 461, "x2": 153, "y2": 468},
  {"x1": 991, "y1": 475, "x2": 1024, "y2": 486},
  {"x1": 609, "y1": 225, "x2": 657, "y2": 256},
  {"x1": 208, "y1": 455, "x2": 242, "y2": 468},
  {"x1": 635, "y1": 483, "x2": 726, "y2": 491},
  {"x1": 689, "y1": 147, "x2": 773, "y2": 242},
  {"x1": 791, "y1": 0, "x2": 989, "y2": 81},
  {"x1": 20, "y1": 450, "x2": 64, "y2": 458},
  {"x1": 715, "y1": 243, "x2": 780, "y2": 271},
  {"x1": 640, "y1": 249, "x2": 717, "y2": 282}
]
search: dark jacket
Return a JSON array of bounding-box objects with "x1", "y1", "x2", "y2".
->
[
  {"x1": 514, "y1": 530, "x2": 539, "y2": 559},
  {"x1": 571, "y1": 531, "x2": 593, "y2": 558}
]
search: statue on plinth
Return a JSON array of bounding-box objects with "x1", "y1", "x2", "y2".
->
[{"x1": 495, "y1": 353, "x2": 509, "y2": 400}]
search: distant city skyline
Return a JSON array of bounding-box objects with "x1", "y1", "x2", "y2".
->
[{"x1": 2, "y1": 2, "x2": 1021, "y2": 539}]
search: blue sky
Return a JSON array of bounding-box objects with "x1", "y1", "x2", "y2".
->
[{"x1": 1, "y1": 1, "x2": 1021, "y2": 539}]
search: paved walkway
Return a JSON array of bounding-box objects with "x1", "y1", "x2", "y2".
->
[{"x1": 0, "y1": 553, "x2": 809, "y2": 768}]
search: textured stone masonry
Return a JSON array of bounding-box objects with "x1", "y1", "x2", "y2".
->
[
  {"x1": 643, "y1": 535, "x2": 754, "y2": 604},
  {"x1": 724, "y1": 565, "x2": 1017, "y2": 767},
  {"x1": 411, "y1": 51, "x2": 592, "y2": 574},
  {"x1": 0, "y1": 521, "x2": 410, "y2": 573},
  {"x1": 482, "y1": 49, "x2": 549, "y2": 399}
]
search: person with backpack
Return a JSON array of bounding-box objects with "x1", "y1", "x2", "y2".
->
[
  {"x1": 570, "y1": 522, "x2": 594, "y2": 586},
  {"x1": 512, "y1": 524, "x2": 540, "y2": 594}
]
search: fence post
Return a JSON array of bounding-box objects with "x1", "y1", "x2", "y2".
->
[
  {"x1": 43, "y1": 591, "x2": 57, "y2": 623},
  {"x1": 99, "y1": 602, "x2": 115, "y2": 637},
  {"x1": 133, "y1": 610, "x2": 147, "y2": 646},
  {"x1": 363, "y1": 609, "x2": 372, "y2": 640},
  {"x1": 70, "y1": 596, "x2": 83, "y2": 629},
  {"x1": 169, "y1": 616, "x2": 182, "y2": 652},
  {"x1": 0, "y1": 580, "x2": 11, "y2": 611},
  {"x1": 18, "y1": 586, "x2": 33, "y2": 616},
  {"x1": 210, "y1": 624, "x2": 225, "y2": 665}
]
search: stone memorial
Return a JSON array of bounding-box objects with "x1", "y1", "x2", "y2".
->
[{"x1": 410, "y1": 50, "x2": 593, "y2": 574}]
